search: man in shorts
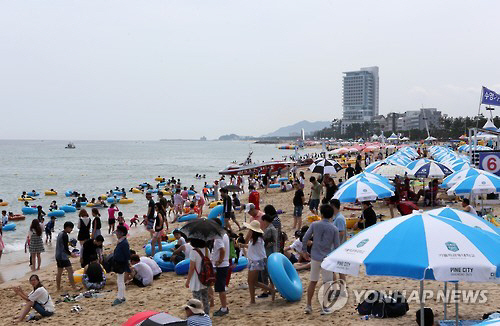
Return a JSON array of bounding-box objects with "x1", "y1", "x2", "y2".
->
[
  {"x1": 55, "y1": 221, "x2": 78, "y2": 291},
  {"x1": 301, "y1": 204, "x2": 339, "y2": 315},
  {"x1": 145, "y1": 193, "x2": 155, "y2": 237},
  {"x1": 220, "y1": 188, "x2": 241, "y2": 232},
  {"x1": 211, "y1": 219, "x2": 230, "y2": 317},
  {"x1": 308, "y1": 176, "x2": 322, "y2": 215}
]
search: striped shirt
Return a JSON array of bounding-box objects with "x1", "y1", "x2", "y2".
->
[{"x1": 187, "y1": 314, "x2": 212, "y2": 326}]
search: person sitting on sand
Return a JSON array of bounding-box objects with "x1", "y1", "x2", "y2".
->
[
  {"x1": 83, "y1": 255, "x2": 106, "y2": 290},
  {"x1": 353, "y1": 201, "x2": 377, "y2": 230},
  {"x1": 462, "y1": 198, "x2": 478, "y2": 215},
  {"x1": 12, "y1": 274, "x2": 55, "y2": 323},
  {"x1": 183, "y1": 298, "x2": 212, "y2": 326},
  {"x1": 130, "y1": 250, "x2": 162, "y2": 279},
  {"x1": 128, "y1": 254, "x2": 153, "y2": 287},
  {"x1": 170, "y1": 236, "x2": 192, "y2": 265},
  {"x1": 283, "y1": 228, "x2": 311, "y2": 271}
]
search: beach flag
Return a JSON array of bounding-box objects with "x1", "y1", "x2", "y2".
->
[{"x1": 481, "y1": 86, "x2": 500, "y2": 106}]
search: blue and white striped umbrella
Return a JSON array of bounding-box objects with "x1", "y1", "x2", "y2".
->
[
  {"x1": 441, "y1": 168, "x2": 484, "y2": 188},
  {"x1": 406, "y1": 158, "x2": 431, "y2": 171},
  {"x1": 341, "y1": 172, "x2": 394, "y2": 191},
  {"x1": 322, "y1": 212, "x2": 500, "y2": 282},
  {"x1": 364, "y1": 161, "x2": 385, "y2": 173},
  {"x1": 450, "y1": 161, "x2": 471, "y2": 172},
  {"x1": 447, "y1": 174, "x2": 500, "y2": 195},
  {"x1": 427, "y1": 207, "x2": 500, "y2": 235},
  {"x1": 333, "y1": 179, "x2": 394, "y2": 203},
  {"x1": 409, "y1": 161, "x2": 454, "y2": 178}
]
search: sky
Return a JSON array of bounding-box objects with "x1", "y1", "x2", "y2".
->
[{"x1": 1, "y1": 0, "x2": 499, "y2": 140}]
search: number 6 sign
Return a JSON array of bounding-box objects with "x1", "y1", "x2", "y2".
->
[{"x1": 479, "y1": 152, "x2": 500, "y2": 175}]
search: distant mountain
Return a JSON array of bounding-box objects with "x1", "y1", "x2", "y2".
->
[
  {"x1": 218, "y1": 134, "x2": 255, "y2": 141},
  {"x1": 261, "y1": 120, "x2": 331, "y2": 137}
]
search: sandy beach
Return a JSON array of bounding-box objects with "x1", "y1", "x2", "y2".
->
[{"x1": 0, "y1": 168, "x2": 498, "y2": 326}]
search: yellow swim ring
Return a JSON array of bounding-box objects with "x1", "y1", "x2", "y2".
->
[
  {"x1": 119, "y1": 198, "x2": 134, "y2": 204},
  {"x1": 346, "y1": 218, "x2": 358, "y2": 229},
  {"x1": 131, "y1": 188, "x2": 142, "y2": 194},
  {"x1": 155, "y1": 177, "x2": 163, "y2": 182},
  {"x1": 18, "y1": 197, "x2": 34, "y2": 201},
  {"x1": 100, "y1": 194, "x2": 108, "y2": 200},
  {"x1": 307, "y1": 215, "x2": 320, "y2": 223},
  {"x1": 44, "y1": 191, "x2": 57, "y2": 196},
  {"x1": 73, "y1": 267, "x2": 106, "y2": 283},
  {"x1": 209, "y1": 201, "x2": 223, "y2": 209},
  {"x1": 0, "y1": 202, "x2": 8, "y2": 206}
]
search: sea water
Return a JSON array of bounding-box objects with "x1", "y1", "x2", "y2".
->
[{"x1": 0, "y1": 139, "x2": 315, "y2": 281}]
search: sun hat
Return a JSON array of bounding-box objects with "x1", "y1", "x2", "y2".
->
[
  {"x1": 244, "y1": 203, "x2": 255, "y2": 213},
  {"x1": 182, "y1": 299, "x2": 205, "y2": 315},
  {"x1": 195, "y1": 194, "x2": 201, "y2": 200},
  {"x1": 242, "y1": 220, "x2": 263, "y2": 233}
]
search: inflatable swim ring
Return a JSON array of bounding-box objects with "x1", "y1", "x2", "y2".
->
[
  {"x1": 159, "y1": 190, "x2": 171, "y2": 196},
  {"x1": 145, "y1": 241, "x2": 170, "y2": 256},
  {"x1": 22, "y1": 207, "x2": 38, "y2": 215},
  {"x1": 346, "y1": 218, "x2": 358, "y2": 229},
  {"x1": 73, "y1": 267, "x2": 106, "y2": 283},
  {"x1": 208, "y1": 205, "x2": 223, "y2": 220},
  {"x1": 3, "y1": 223, "x2": 16, "y2": 231},
  {"x1": 0, "y1": 202, "x2": 7, "y2": 206},
  {"x1": 60, "y1": 205, "x2": 77, "y2": 213},
  {"x1": 100, "y1": 194, "x2": 108, "y2": 200},
  {"x1": 44, "y1": 191, "x2": 57, "y2": 196},
  {"x1": 174, "y1": 259, "x2": 190, "y2": 275},
  {"x1": 232, "y1": 256, "x2": 248, "y2": 272},
  {"x1": 178, "y1": 213, "x2": 198, "y2": 222},
  {"x1": 65, "y1": 190, "x2": 74, "y2": 197},
  {"x1": 209, "y1": 201, "x2": 222, "y2": 209},
  {"x1": 153, "y1": 251, "x2": 175, "y2": 272},
  {"x1": 187, "y1": 190, "x2": 195, "y2": 195},
  {"x1": 9, "y1": 214, "x2": 25, "y2": 221},
  {"x1": 158, "y1": 182, "x2": 166, "y2": 187},
  {"x1": 72, "y1": 202, "x2": 87, "y2": 207},
  {"x1": 107, "y1": 197, "x2": 118, "y2": 203},
  {"x1": 344, "y1": 205, "x2": 362, "y2": 211},
  {"x1": 268, "y1": 184, "x2": 280, "y2": 189},
  {"x1": 155, "y1": 177, "x2": 164, "y2": 182},
  {"x1": 131, "y1": 188, "x2": 142, "y2": 194},
  {"x1": 307, "y1": 215, "x2": 320, "y2": 223},
  {"x1": 147, "y1": 189, "x2": 159, "y2": 194},
  {"x1": 118, "y1": 198, "x2": 134, "y2": 204},
  {"x1": 278, "y1": 177, "x2": 289, "y2": 182},
  {"x1": 267, "y1": 253, "x2": 303, "y2": 302},
  {"x1": 18, "y1": 197, "x2": 34, "y2": 201},
  {"x1": 112, "y1": 191, "x2": 124, "y2": 196},
  {"x1": 48, "y1": 210, "x2": 65, "y2": 217},
  {"x1": 27, "y1": 192, "x2": 39, "y2": 197}
]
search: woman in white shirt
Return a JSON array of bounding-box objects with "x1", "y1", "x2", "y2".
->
[
  {"x1": 12, "y1": 274, "x2": 55, "y2": 322},
  {"x1": 240, "y1": 220, "x2": 275, "y2": 304}
]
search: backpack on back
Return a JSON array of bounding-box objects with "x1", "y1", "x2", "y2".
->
[{"x1": 194, "y1": 248, "x2": 216, "y2": 286}]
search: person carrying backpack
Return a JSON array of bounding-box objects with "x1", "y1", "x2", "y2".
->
[{"x1": 185, "y1": 238, "x2": 213, "y2": 314}]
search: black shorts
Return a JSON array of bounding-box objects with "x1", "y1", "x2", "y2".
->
[
  {"x1": 56, "y1": 259, "x2": 71, "y2": 268},
  {"x1": 214, "y1": 266, "x2": 229, "y2": 292},
  {"x1": 133, "y1": 277, "x2": 146, "y2": 287},
  {"x1": 289, "y1": 254, "x2": 298, "y2": 264},
  {"x1": 224, "y1": 212, "x2": 236, "y2": 220}
]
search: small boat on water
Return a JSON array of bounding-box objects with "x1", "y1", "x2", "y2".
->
[
  {"x1": 65, "y1": 142, "x2": 75, "y2": 149},
  {"x1": 218, "y1": 151, "x2": 294, "y2": 175}
]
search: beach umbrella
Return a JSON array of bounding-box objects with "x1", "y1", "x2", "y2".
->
[
  {"x1": 447, "y1": 174, "x2": 500, "y2": 196},
  {"x1": 406, "y1": 158, "x2": 431, "y2": 171},
  {"x1": 333, "y1": 179, "x2": 394, "y2": 202},
  {"x1": 364, "y1": 161, "x2": 385, "y2": 173},
  {"x1": 341, "y1": 172, "x2": 394, "y2": 189},
  {"x1": 331, "y1": 147, "x2": 349, "y2": 155},
  {"x1": 179, "y1": 218, "x2": 225, "y2": 242},
  {"x1": 409, "y1": 161, "x2": 454, "y2": 178},
  {"x1": 427, "y1": 207, "x2": 500, "y2": 236},
  {"x1": 371, "y1": 164, "x2": 408, "y2": 179},
  {"x1": 308, "y1": 158, "x2": 342, "y2": 175},
  {"x1": 341, "y1": 176, "x2": 395, "y2": 193},
  {"x1": 322, "y1": 212, "x2": 500, "y2": 326},
  {"x1": 440, "y1": 168, "x2": 485, "y2": 188}
]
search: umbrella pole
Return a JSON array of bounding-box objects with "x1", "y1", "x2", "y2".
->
[
  {"x1": 419, "y1": 280, "x2": 425, "y2": 326},
  {"x1": 455, "y1": 283, "x2": 459, "y2": 326},
  {"x1": 443, "y1": 281, "x2": 447, "y2": 320}
]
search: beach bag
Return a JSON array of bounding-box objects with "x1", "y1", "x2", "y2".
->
[
  {"x1": 357, "y1": 291, "x2": 383, "y2": 315},
  {"x1": 385, "y1": 291, "x2": 409, "y2": 318},
  {"x1": 194, "y1": 248, "x2": 215, "y2": 286}
]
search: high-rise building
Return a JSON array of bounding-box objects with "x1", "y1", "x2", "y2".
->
[{"x1": 341, "y1": 66, "x2": 379, "y2": 133}]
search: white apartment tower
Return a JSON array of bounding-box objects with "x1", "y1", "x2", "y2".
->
[{"x1": 341, "y1": 66, "x2": 379, "y2": 133}]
